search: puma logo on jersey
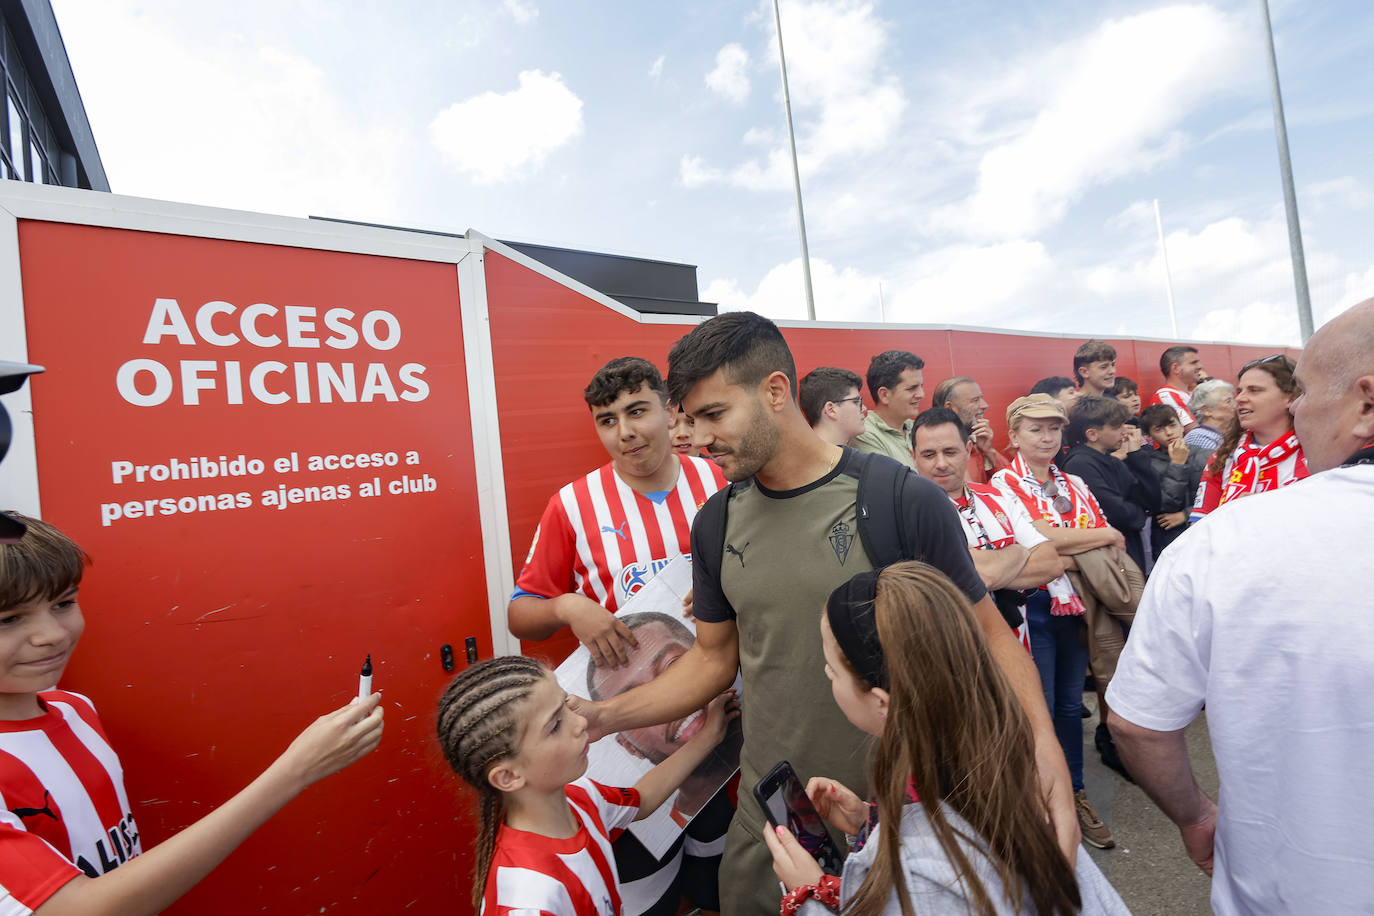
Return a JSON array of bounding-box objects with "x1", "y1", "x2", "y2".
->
[
  {"x1": 14, "y1": 790, "x2": 57, "y2": 822},
  {"x1": 725, "y1": 542, "x2": 749, "y2": 567},
  {"x1": 601, "y1": 521, "x2": 629, "y2": 541}
]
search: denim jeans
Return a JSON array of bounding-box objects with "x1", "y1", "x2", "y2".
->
[{"x1": 1026, "y1": 589, "x2": 1088, "y2": 792}]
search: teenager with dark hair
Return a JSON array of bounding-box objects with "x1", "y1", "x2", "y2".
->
[
  {"x1": 1138, "y1": 404, "x2": 1208, "y2": 559},
  {"x1": 762, "y1": 563, "x2": 1128, "y2": 916},
  {"x1": 1029, "y1": 377, "x2": 1080, "y2": 426},
  {"x1": 1108, "y1": 377, "x2": 1141, "y2": 417},
  {"x1": 799, "y1": 367, "x2": 867, "y2": 447},
  {"x1": 1072, "y1": 341, "x2": 1117, "y2": 399},
  {"x1": 574, "y1": 312, "x2": 1078, "y2": 915},
  {"x1": 1062, "y1": 397, "x2": 1160, "y2": 574}
]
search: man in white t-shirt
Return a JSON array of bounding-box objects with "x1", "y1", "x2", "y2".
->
[
  {"x1": 1148, "y1": 345, "x2": 1203, "y2": 431},
  {"x1": 912, "y1": 407, "x2": 1062, "y2": 646},
  {"x1": 1106, "y1": 299, "x2": 1374, "y2": 914}
]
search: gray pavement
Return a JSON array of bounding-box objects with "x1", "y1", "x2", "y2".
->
[{"x1": 1081, "y1": 695, "x2": 1218, "y2": 915}]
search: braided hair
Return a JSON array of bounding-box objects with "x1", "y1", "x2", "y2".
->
[{"x1": 436, "y1": 655, "x2": 547, "y2": 912}]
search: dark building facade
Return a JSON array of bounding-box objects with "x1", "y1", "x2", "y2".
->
[{"x1": 1, "y1": 0, "x2": 105, "y2": 189}]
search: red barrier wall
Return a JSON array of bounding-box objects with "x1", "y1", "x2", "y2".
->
[
  {"x1": 487, "y1": 248, "x2": 1297, "y2": 664},
  {"x1": 18, "y1": 221, "x2": 488, "y2": 913}
]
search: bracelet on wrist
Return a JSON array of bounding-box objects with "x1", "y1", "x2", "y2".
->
[{"x1": 780, "y1": 874, "x2": 841, "y2": 915}]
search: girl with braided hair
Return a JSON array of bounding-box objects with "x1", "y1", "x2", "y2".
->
[
  {"x1": 436, "y1": 656, "x2": 736, "y2": 915},
  {"x1": 762, "y1": 563, "x2": 1129, "y2": 916}
]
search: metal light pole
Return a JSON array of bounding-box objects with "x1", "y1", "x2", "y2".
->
[
  {"x1": 1260, "y1": 0, "x2": 1314, "y2": 343},
  {"x1": 771, "y1": 0, "x2": 816, "y2": 321},
  {"x1": 1153, "y1": 199, "x2": 1179, "y2": 338}
]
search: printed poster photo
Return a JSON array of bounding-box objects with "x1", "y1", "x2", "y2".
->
[{"x1": 555, "y1": 555, "x2": 743, "y2": 858}]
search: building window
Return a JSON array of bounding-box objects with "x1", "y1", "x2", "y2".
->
[{"x1": 7, "y1": 94, "x2": 21, "y2": 180}]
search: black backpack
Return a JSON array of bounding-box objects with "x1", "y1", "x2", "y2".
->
[
  {"x1": 695, "y1": 449, "x2": 913, "y2": 583},
  {"x1": 694, "y1": 449, "x2": 1024, "y2": 630}
]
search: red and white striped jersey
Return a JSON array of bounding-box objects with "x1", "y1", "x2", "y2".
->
[
  {"x1": 1150, "y1": 386, "x2": 1196, "y2": 426},
  {"x1": 514, "y1": 455, "x2": 725, "y2": 611},
  {"x1": 482, "y1": 778, "x2": 640, "y2": 916},
  {"x1": 0, "y1": 690, "x2": 141, "y2": 916}
]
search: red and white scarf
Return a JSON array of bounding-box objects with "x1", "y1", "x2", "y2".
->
[
  {"x1": 1001, "y1": 455, "x2": 1109, "y2": 615},
  {"x1": 1220, "y1": 429, "x2": 1308, "y2": 504},
  {"x1": 1192, "y1": 429, "x2": 1309, "y2": 521},
  {"x1": 1005, "y1": 453, "x2": 1108, "y2": 531}
]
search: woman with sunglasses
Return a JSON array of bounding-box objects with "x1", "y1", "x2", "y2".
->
[
  {"x1": 1190, "y1": 354, "x2": 1309, "y2": 522},
  {"x1": 991, "y1": 395, "x2": 1125, "y2": 851}
]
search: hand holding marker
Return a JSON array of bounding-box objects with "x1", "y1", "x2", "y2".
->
[{"x1": 359, "y1": 654, "x2": 373, "y2": 702}]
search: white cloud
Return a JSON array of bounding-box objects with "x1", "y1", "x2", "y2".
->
[
  {"x1": 430, "y1": 70, "x2": 583, "y2": 183},
  {"x1": 1079, "y1": 214, "x2": 1291, "y2": 300},
  {"x1": 1336, "y1": 266, "x2": 1374, "y2": 310},
  {"x1": 706, "y1": 43, "x2": 751, "y2": 104},
  {"x1": 703, "y1": 240, "x2": 1055, "y2": 326},
  {"x1": 46, "y1": 5, "x2": 406, "y2": 221},
  {"x1": 932, "y1": 4, "x2": 1254, "y2": 239},
  {"x1": 649, "y1": 55, "x2": 665, "y2": 79},
  {"x1": 502, "y1": 0, "x2": 538, "y2": 25},
  {"x1": 887, "y1": 241, "x2": 1057, "y2": 326},
  {"x1": 704, "y1": 258, "x2": 883, "y2": 322},
  {"x1": 679, "y1": 154, "x2": 724, "y2": 188},
  {"x1": 1190, "y1": 299, "x2": 1300, "y2": 345},
  {"x1": 686, "y1": 0, "x2": 905, "y2": 190},
  {"x1": 1306, "y1": 176, "x2": 1374, "y2": 212},
  {"x1": 1106, "y1": 199, "x2": 1157, "y2": 233}
]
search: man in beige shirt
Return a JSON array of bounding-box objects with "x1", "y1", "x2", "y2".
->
[{"x1": 848, "y1": 349, "x2": 924, "y2": 468}]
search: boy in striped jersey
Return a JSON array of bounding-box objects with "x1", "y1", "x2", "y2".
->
[
  {"x1": 0, "y1": 514, "x2": 383, "y2": 916},
  {"x1": 508, "y1": 357, "x2": 730, "y2": 916}
]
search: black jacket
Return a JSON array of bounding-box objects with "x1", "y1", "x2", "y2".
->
[
  {"x1": 1063, "y1": 444, "x2": 1160, "y2": 573},
  {"x1": 1145, "y1": 442, "x2": 1210, "y2": 559}
]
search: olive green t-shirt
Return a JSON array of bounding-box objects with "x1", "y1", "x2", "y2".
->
[
  {"x1": 848, "y1": 409, "x2": 915, "y2": 469},
  {"x1": 690, "y1": 448, "x2": 986, "y2": 841}
]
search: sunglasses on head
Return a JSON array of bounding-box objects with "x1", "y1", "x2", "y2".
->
[{"x1": 1240, "y1": 353, "x2": 1293, "y2": 376}]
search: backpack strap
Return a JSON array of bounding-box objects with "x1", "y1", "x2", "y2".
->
[{"x1": 854, "y1": 451, "x2": 912, "y2": 567}]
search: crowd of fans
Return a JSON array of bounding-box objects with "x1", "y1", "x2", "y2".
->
[{"x1": 5, "y1": 301, "x2": 1371, "y2": 916}]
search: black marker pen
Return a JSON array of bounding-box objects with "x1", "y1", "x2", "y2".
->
[{"x1": 358, "y1": 654, "x2": 373, "y2": 702}]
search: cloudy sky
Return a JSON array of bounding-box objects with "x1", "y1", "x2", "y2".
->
[{"x1": 50, "y1": 0, "x2": 1374, "y2": 344}]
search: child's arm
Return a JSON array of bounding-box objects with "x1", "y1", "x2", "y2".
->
[
  {"x1": 631, "y1": 690, "x2": 738, "y2": 820},
  {"x1": 36, "y1": 694, "x2": 384, "y2": 916}
]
